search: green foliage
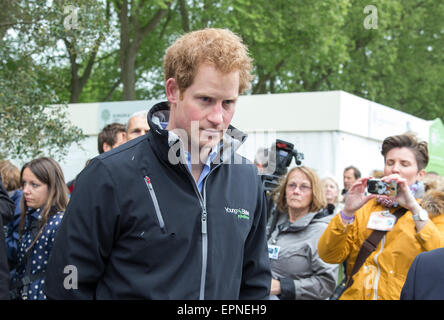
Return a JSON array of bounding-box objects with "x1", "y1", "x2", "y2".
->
[
  {"x1": 1, "y1": 0, "x2": 443, "y2": 163},
  {"x1": 0, "y1": 56, "x2": 86, "y2": 161},
  {"x1": 0, "y1": 0, "x2": 86, "y2": 161},
  {"x1": 28, "y1": 1, "x2": 444, "y2": 122}
]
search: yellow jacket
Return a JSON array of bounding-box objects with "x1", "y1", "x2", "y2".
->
[{"x1": 318, "y1": 198, "x2": 444, "y2": 300}]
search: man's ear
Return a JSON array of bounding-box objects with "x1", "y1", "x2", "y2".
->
[{"x1": 166, "y1": 78, "x2": 179, "y2": 105}]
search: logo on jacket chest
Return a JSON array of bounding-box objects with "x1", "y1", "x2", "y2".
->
[{"x1": 224, "y1": 207, "x2": 250, "y2": 220}]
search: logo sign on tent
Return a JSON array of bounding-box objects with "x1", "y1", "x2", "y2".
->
[{"x1": 98, "y1": 100, "x2": 160, "y2": 130}]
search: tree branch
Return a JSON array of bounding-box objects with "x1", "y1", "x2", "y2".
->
[
  {"x1": 63, "y1": 37, "x2": 78, "y2": 78},
  {"x1": 136, "y1": 4, "x2": 171, "y2": 45},
  {"x1": 159, "y1": 5, "x2": 174, "y2": 39},
  {"x1": 309, "y1": 68, "x2": 334, "y2": 91},
  {"x1": 95, "y1": 49, "x2": 119, "y2": 64},
  {"x1": 79, "y1": 34, "x2": 103, "y2": 87},
  {"x1": 103, "y1": 78, "x2": 122, "y2": 101},
  {"x1": 252, "y1": 59, "x2": 286, "y2": 94},
  {"x1": 178, "y1": 0, "x2": 190, "y2": 32}
]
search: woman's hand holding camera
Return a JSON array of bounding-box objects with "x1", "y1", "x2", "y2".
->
[
  {"x1": 342, "y1": 177, "x2": 377, "y2": 218},
  {"x1": 379, "y1": 174, "x2": 420, "y2": 213},
  {"x1": 342, "y1": 174, "x2": 423, "y2": 226}
]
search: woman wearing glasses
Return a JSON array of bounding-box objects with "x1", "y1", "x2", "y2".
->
[{"x1": 267, "y1": 166, "x2": 338, "y2": 299}]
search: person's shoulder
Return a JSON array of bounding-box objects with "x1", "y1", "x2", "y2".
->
[
  {"x1": 98, "y1": 134, "x2": 149, "y2": 162},
  {"x1": 310, "y1": 213, "x2": 332, "y2": 232},
  {"x1": 418, "y1": 247, "x2": 444, "y2": 263},
  {"x1": 84, "y1": 136, "x2": 151, "y2": 177},
  {"x1": 48, "y1": 212, "x2": 64, "y2": 224},
  {"x1": 44, "y1": 212, "x2": 64, "y2": 235}
]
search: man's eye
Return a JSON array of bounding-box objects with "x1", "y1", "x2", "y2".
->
[{"x1": 223, "y1": 100, "x2": 234, "y2": 108}]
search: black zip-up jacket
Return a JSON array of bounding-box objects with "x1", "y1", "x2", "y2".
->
[{"x1": 44, "y1": 102, "x2": 271, "y2": 299}]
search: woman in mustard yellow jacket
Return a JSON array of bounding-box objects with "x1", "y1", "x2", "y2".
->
[{"x1": 318, "y1": 133, "x2": 444, "y2": 300}]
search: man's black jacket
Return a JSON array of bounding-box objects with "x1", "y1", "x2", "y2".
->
[
  {"x1": 401, "y1": 247, "x2": 444, "y2": 300},
  {"x1": 44, "y1": 102, "x2": 271, "y2": 299}
]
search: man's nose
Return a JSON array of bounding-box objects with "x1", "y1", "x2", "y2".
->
[{"x1": 207, "y1": 102, "x2": 223, "y2": 125}]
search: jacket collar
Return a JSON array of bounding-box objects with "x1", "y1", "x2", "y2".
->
[
  {"x1": 147, "y1": 101, "x2": 248, "y2": 168},
  {"x1": 277, "y1": 208, "x2": 328, "y2": 233}
]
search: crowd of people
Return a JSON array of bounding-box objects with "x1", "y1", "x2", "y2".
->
[{"x1": 1, "y1": 27, "x2": 443, "y2": 300}]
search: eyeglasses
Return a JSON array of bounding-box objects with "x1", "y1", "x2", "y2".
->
[{"x1": 286, "y1": 183, "x2": 312, "y2": 192}]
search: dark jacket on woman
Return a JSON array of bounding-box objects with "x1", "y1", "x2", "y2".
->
[
  {"x1": 9, "y1": 208, "x2": 63, "y2": 300},
  {"x1": 0, "y1": 175, "x2": 14, "y2": 299}
]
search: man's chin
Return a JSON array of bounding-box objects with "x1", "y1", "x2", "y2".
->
[{"x1": 198, "y1": 136, "x2": 222, "y2": 149}]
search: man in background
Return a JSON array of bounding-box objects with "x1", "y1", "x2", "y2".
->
[
  {"x1": 98, "y1": 122, "x2": 127, "y2": 154},
  {"x1": 67, "y1": 123, "x2": 126, "y2": 194},
  {"x1": 126, "y1": 111, "x2": 150, "y2": 141},
  {"x1": 342, "y1": 165, "x2": 361, "y2": 198}
]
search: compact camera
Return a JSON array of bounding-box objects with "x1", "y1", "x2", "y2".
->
[{"x1": 367, "y1": 179, "x2": 397, "y2": 197}]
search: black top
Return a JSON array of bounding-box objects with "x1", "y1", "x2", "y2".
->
[{"x1": 44, "y1": 102, "x2": 271, "y2": 299}]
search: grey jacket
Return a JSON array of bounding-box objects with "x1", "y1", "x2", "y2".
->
[{"x1": 268, "y1": 209, "x2": 338, "y2": 300}]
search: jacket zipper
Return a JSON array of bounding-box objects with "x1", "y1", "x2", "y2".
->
[
  {"x1": 180, "y1": 162, "x2": 222, "y2": 300},
  {"x1": 372, "y1": 235, "x2": 385, "y2": 300},
  {"x1": 144, "y1": 176, "x2": 166, "y2": 233}
]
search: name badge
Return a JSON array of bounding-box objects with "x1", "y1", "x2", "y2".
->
[
  {"x1": 367, "y1": 211, "x2": 397, "y2": 231},
  {"x1": 268, "y1": 245, "x2": 280, "y2": 260}
]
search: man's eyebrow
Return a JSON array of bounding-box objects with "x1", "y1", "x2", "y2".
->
[{"x1": 194, "y1": 91, "x2": 238, "y2": 101}]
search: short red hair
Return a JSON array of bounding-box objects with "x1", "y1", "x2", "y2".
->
[{"x1": 163, "y1": 28, "x2": 253, "y2": 95}]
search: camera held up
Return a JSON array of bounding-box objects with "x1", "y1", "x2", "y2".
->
[
  {"x1": 259, "y1": 139, "x2": 304, "y2": 220},
  {"x1": 367, "y1": 179, "x2": 398, "y2": 197}
]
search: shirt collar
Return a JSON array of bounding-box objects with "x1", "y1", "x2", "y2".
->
[
  {"x1": 185, "y1": 144, "x2": 219, "y2": 168},
  {"x1": 160, "y1": 121, "x2": 220, "y2": 166}
]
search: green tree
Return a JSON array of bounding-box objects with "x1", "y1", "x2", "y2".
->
[
  {"x1": 113, "y1": 0, "x2": 172, "y2": 100},
  {"x1": 328, "y1": 0, "x2": 444, "y2": 121},
  {"x1": 0, "y1": 53, "x2": 85, "y2": 161},
  {"x1": 0, "y1": 0, "x2": 85, "y2": 161},
  {"x1": 3, "y1": 0, "x2": 443, "y2": 130},
  {"x1": 59, "y1": 1, "x2": 110, "y2": 103}
]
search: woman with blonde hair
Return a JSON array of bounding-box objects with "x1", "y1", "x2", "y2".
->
[
  {"x1": 0, "y1": 160, "x2": 21, "y2": 223},
  {"x1": 267, "y1": 166, "x2": 338, "y2": 299},
  {"x1": 322, "y1": 176, "x2": 344, "y2": 213},
  {"x1": 8, "y1": 157, "x2": 68, "y2": 300}
]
